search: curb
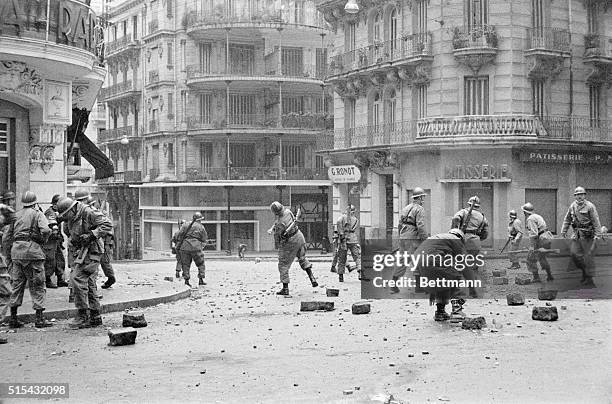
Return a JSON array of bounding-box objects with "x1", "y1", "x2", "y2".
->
[{"x1": 15, "y1": 288, "x2": 192, "y2": 324}]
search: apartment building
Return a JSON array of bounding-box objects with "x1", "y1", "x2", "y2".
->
[
  {"x1": 98, "y1": 0, "x2": 334, "y2": 257},
  {"x1": 317, "y1": 0, "x2": 612, "y2": 248}
]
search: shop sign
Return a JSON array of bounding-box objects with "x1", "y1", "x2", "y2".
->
[
  {"x1": 442, "y1": 164, "x2": 510, "y2": 181},
  {"x1": 520, "y1": 150, "x2": 611, "y2": 164},
  {"x1": 328, "y1": 165, "x2": 361, "y2": 183}
]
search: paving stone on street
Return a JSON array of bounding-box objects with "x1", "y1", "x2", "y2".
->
[
  {"x1": 122, "y1": 312, "x2": 148, "y2": 328},
  {"x1": 532, "y1": 306, "x2": 559, "y2": 321},
  {"x1": 108, "y1": 328, "x2": 138, "y2": 346},
  {"x1": 506, "y1": 293, "x2": 526, "y2": 306}
]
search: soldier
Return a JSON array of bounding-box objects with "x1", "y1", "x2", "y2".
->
[
  {"x1": 176, "y1": 213, "x2": 207, "y2": 287},
  {"x1": 522, "y1": 203, "x2": 553, "y2": 283},
  {"x1": 391, "y1": 187, "x2": 428, "y2": 294},
  {"x1": 452, "y1": 196, "x2": 488, "y2": 298},
  {"x1": 329, "y1": 228, "x2": 339, "y2": 274},
  {"x1": 87, "y1": 196, "x2": 116, "y2": 289},
  {"x1": 336, "y1": 205, "x2": 367, "y2": 282},
  {"x1": 0, "y1": 199, "x2": 16, "y2": 325},
  {"x1": 2, "y1": 191, "x2": 15, "y2": 210},
  {"x1": 507, "y1": 210, "x2": 523, "y2": 270},
  {"x1": 413, "y1": 228, "x2": 468, "y2": 322},
  {"x1": 171, "y1": 219, "x2": 186, "y2": 279},
  {"x1": 269, "y1": 201, "x2": 317, "y2": 295},
  {"x1": 3, "y1": 191, "x2": 53, "y2": 328},
  {"x1": 43, "y1": 195, "x2": 68, "y2": 288},
  {"x1": 561, "y1": 187, "x2": 602, "y2": 288},
  {"x1": 57, "y1": 197, "x2": 112, "y2": 328}
]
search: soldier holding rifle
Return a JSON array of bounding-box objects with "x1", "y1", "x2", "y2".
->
[{"x1": 522, "y1": 202, "x2": 554, "y2": 283}]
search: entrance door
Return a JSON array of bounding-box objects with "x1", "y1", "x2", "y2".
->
[{"x1": 460, "y1": 184, "x2": 493, "y2": 247}]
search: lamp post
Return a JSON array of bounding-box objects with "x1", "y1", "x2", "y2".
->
[
  {"x1": 225, "y1": 185, "x2": 233, "y2": 255},
  {"x1": 344, "y1": 0, "x2": 359, "y2": 14}
]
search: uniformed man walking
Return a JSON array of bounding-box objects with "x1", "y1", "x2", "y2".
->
[
  {"x1": 561, "y1": 186, "x2": 602, "y2": 288},
  {"x1": 507, "y1": 210, "x2": 523, "y2": 269},
  {"x1": 391, "y1": 187, "x2": 428, "y2": 294},
  {"x1": 452, "y1": 196, "x2": 488, "y2": 298},
  {"x1": 86, "y1": 196, "x2": 117, "y2": 289},
  {"x1": 329, "y1": 228, "x2": 340, "y2": 274},
  {"x1": 171, "y1": 219, "x2": 186, "y2": 279},
  {"x1": 57, "y1": 197, "x2": 112, "y2": 328},
  {"x1": 269, "y1": 201, "x2": 317, "y2": 295},
  {"x1": 0, "y1": 199, "x2": 16, "y2": 324},
  {"x1": 176, "y1": 213, "x2": 207, "y2": 287},
  {"x1": 522, "y1": 202, "x2": 554, "y2": 282},
  {"x1": 335, "y1": 205, "x2": 366, "y2": 282},
  {"x1": 4, "y1": 191, "x2": 53, "y2": 328}
]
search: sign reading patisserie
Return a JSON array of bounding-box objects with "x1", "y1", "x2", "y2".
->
[{"x1": 520, "y1": 150, "x2": 611, "y2": 164}]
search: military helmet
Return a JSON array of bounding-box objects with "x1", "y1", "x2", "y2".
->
[
  {"x1": 51, "y1": 194, "x2": 62, "y2": 205},
  {"x1": 21, "y1": 191, "x2": 37, "y2": 207},
  {"x1": 448, "y1": 228, "x2": 465, "y2": 240},
  {"x1": 509, "y1": 209, "x2": 517, "y2": 218},
  {"x1": 48, "y1": 218, "x2": 58, "y2": 228},
  {"x1": 412, "y1": 187, "x2": 427, "y2": 198},
  {"x1": 74, "y1": 189, "x2": 90, "y2": 201},
  {"x1": 3, "y1": 191, "x2": 15, "y2": 201},
  {"x1": 270, "y1": 201, "x2": 284, "y2": 215},
  {"x1": 467, "y1": 196, "x2": 480, "y2": 208},
  {"x1": 521, "y1": 202, "x2": 534, "y2": 213},
  {"x1": 56, "y1": 197, "x2": 78, "y2": 219},
  {"x1": 574, "y1": 186, "x2": 586, "y2": 196},
  {"x1": 85, "y1": 196, "x2": 96, "y2": 206},
  {"x1": 193, "y1": 212, "x2": 203, "y2": 221},
  {"x1": 347, "y1": 204, "x2": 356, "y2": 213}
]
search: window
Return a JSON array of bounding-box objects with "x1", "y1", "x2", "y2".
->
[
  {"x1": 0, "y1": 119, "x2": 9, "y2": 192},
  {"x1": 161, "y1": 187, "x2": 168, "y2": 206},
  {"x1": 385, "y1": 89, "x2": 397, "y2": 124},
  {"x1": 467, "y1": 0, "x2": 488, "y2": 29},
  {"x1": 532, "y1": 0, "x2": 545, "y2": 31},
  {"x1": 132, "y1": 15, "x2": 138, "y2": 40},
  {"x1": 200, "y1": 142, "x2": 213, "y2": 172},
  {"x1": 123, "y1": 20, "x2": 127, "y2": 37},
  {"x1": 315, "y1": 96, "x2": 330, "y2": 113},
  {"x1": 167, "y1": 92, "x2": 174, "y2": 116},
  {"x1": 389, "y1": 8, "x2": 399, "y2": 56},
  {"x1": 315, "y1": 155, "x2": 324, "y2": 169},
  {"x1": 589, "y1": 84, "x2": 601, "y2": 125},
  {"x1": 415, "y1": 0, "x2": 427, "y2": 34},
  {"x1": 371, "y1": 92, "x2": 382, "y2": 127},
  {"x1": 198, "y1": 93, "x2": 212, "y2": 124},
  {"x1": 281, "y1": 47, "x2": 303, "y2": 77},
  {"x1": 152, "y1": 144, "x2": 159, "y2": 172},
  {"x1": 229, "y1": 44, "x2": 255, "y2": 75},
  {"x1": 167, "y1": 0, "x2": 173, "y2": 18},
  {"x1": 282, "y1": 96, "x2": 303, "y2": 114},
  {"x1": 230, "y1": 143, "x2": 256, "y2": 167},
  {"x1": 180, "y1": 40, "x2": 186, "y2": 70},
  {"x1": 415, "y1": 85, "x2": 427, "y2": 119},
  {"x1": 167, "y1": 42, "x2": 173, "y2": 67},
  {"x1": 181, "y1": 90, "x2": 187, "y2": 121},
  {"x1": 182, "y1": 140, "x2": 188, "y2": 169},
  {"x1": 282, "y1": 144, "x2": 304, "y2": 168},
  {"x1": 345, "y1": 22, "x2": 356, "y2": 64},
  {"x1": 464, "y1": 76, "x2": 489, "y2": 115},
  {"x1": 315, "y1": 48, "x2": 327, "y2": 79},
  {"x1": 167, "y1": 142, "x2": 174, "y2": 166},
  {"x1": 345, "y1": 98, "x2": 356, "y2": 129},
  {"x1": 532, "y1": 80, "x2": 545, "y2": 117},
  {"x1": 229, "y1": 94, "x2": 255, "y2": 124},
  {"x1": 199, "y1": 43, "x2": 211, "y2": 73},
  {"x1": 587, "y1": 0, "x2": 598, "y2": 33},
  {"x1": 373, "y1": 11, "x2": 382, "y2": 42}
]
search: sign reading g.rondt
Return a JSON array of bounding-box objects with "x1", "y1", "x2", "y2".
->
[{"x1": 328, "y1": 165, "x2": 361, "y2": 183}]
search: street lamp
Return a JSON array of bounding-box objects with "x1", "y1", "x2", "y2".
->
[{"x1": 344, "y1": 0, "x2": 359, "y2": 14}]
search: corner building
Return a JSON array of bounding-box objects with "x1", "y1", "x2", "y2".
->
[
  {"x1": 99, "y1": 0, "x2": 334, "y2": 256},
  {"x1": 318, "y1": 0, "x2": 612, "y2": 248}
]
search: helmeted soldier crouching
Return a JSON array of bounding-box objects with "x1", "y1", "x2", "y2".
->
[
  {"x1": 0, "y1": 199, "x2": 16, "y2": 325},
  {"x1": 57, "y1": 197, "x2": 113, "y2": 328},
  {"x1": 3, "y1": 191, "x2": 53, "y2": 328},
  {"x1": 522, "y1": 202, "x2": 554, "y2": 283},
  {"x1": 561, "y1": 187, "x2": 602, "y2": 288},
  {"x1": 269, "y1": 201, "x2": 317, "y2": 295}
]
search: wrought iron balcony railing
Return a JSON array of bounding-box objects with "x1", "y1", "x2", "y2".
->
[
  {"x1": 584, "y1": 34, "x2": 612, "y2": 60},
  {"x1": 186, "y1": 63, "x2": 326, "y2": 81},
  {"x1": 328, "y1": 33, "x2": 432, "y2": 77},
  {"x1": 526, "y1": 27, "x2": 571, "y2": 53},
  {"x1": 186, "y1": 113, "x2": 332, "y2": 130},
  {"x1": 538, "y1": 116, "x2": 612, "y2": 142},
  {"x1": 149, "y1": 19, "x2": 159, "y2": 34},
  {"x1": 100, "y1": 80, "x2": 140, "y2": 100},
  {"x1": 106, "y1": 36, "x2": 139, "y2": 54},
  {"x1": 99, "y1": 125, "x2": 135, "y2": 143},
  {"x1": 332, "y1": 121, "x2": 417, "y2": 149},
  {"x1": 183, "y1": 166, "x2": 328, "y2": 181},
  {"x1": 452, "y1": 25, "x2": 499, "y2": 50},
  {"x1": 417, "y1": 115, "x2": 544, "y2": 138}
]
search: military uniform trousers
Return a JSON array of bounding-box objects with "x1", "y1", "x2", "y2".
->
[
  {"x1": 336, "y1": 242, "x2": 361, "y2": 275},
  {"x1": 44, "y1": 242, "x2": 65, "y2": 280},
  {"x1": 9, "y1": 259, "x2": 46, "y2": 310},
  {"x1": 100, "y1": 244, "x2": 115, "y2": 279},
  {"x1": 330, "y1": 241, "x2": 339, "y2": 270},
  {"x1": 70, "y1": 259, "x2": 101, "y2": 311},
  {"x1": 278, "y1": 231, "x2": 311, "y2": 284},
  {"x1": 0, "y1": 266, "x2": 11, "y2": 320},
  {"x1": 527, "y1": 239, "x2": 551, "y2": 276},
  {"x1": 179, "y1": 249, "x2": 206, "y2": 280},
  {"x1": 508, "y1": 241, "x2": 521, "y2": 266},
  {"x1": 175, "y1": 251, "x2": 182, "y2": 273},
  {"x1": 570, "y1": 237, "x2": 596, "y2": 277},
  {"x1": 392, "y1": 239, "x2": 421, "y2": 278}
]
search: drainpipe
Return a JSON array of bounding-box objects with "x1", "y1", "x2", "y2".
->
[{"x1": 568, "y1": 0, "x2": 573, "y2": 120}]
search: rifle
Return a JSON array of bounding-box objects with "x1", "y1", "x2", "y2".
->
[
  {"x1": 510, "y1": 248, "x2": 560, "y2": 254},
  {"x1": 460, "y1": 200, "x2": 475, "y2": 233},
  {"x1": 175, "y1": 218, "x2": 198, "y2": 253},
  {"x1": 282, "y1": 207, "x2": 301, "y2": 238},
  {"x1": 74, "y1": 244, "x2": 90, "y2": 265},
  {"x1": 500, "y1": 237, "x2": 512, "y2": 253}
]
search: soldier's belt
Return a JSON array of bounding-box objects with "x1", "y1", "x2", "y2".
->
[
  {"x1": 465, "y1": 230, "x2": 479, "y2": 234},
  {"x1": 283, "y1": 228, "x2": 299, "y2": 239}
]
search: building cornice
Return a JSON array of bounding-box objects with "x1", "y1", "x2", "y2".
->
[{"x1": 108, "y1": 0, "x2": 145, "y2": 19}]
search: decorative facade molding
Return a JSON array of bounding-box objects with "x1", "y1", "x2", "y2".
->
[
  {"x1": 526, "y1": 54, "x2": 566, "y2": 80},
  {"x1": 0, "y1": 61, "x2": 43, "y2": 96},
  {"x1": 29, "y1": 145, "x2": 56, "y2": 174},
  {"x1": 586, "y1": 63, "x2": 612, "y2": 87},
  {"x1": 30, "y1": 124, "x2": 65, "y2": 146},
  {"x1": 453, "y1": 52, "x2": 497, "y2": 75}
]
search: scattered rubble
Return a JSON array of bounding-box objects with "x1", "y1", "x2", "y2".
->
[
  {"x1": 108, "y1": 328, "x2": 138, "y2": 346},
  {"x1": 300, "y1": 302, "x2": 334, "y2": 312},
  {"x1": 538, "y1": 289, "x2": 558, "y2": 301},
  {"x1": 352, "y1": 302, "x2": 371, "y2": 315},
  {"x1": 506, "y1": 293, "x2": 525, "y2": 306},
  {"x1": 515, "y1": 273, "x2": 532, "y2": 285},
  {"x1": 123, "y1": 312, "x2": 148, "y2": 328},
  {"x1": 532, "y1": 306, "x2": 559, "y2": 321},
  {"x1": 461, "y1": 317, "x2": 486, "y2": 330}
]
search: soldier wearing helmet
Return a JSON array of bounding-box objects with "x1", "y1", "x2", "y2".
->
[
  {"x1": 0, "y1": 201, "x2": 16, "y2": 327},
  {"x1": 522, "y1": 202, "x2": 553, "y2": 283},
  {"x1": 2, "y1": 191, "x2": 16, "y2": 210},
  {"x1": 73, "y1": 189, "x2": 90, "y2": 202},
  {"x1": 268, "y1": 201, "x2": 317, "y2": 295},
  {"x1": 3, "y1": 191, "x2": 53, "y2": 328},
  {"x1": 43, "y1": 195, "x2": 68, "y2": 289},
  {"x1": 451, "y1": 195, "x2": 488, "y2": 298},
  {"x1": 560, "y1": 186, "x2": 602, "y2": 288},
  {"x1": 507, "y1": 210, "x2": 523, "y2": 270},
  {"x1": 412, "y1": 228, "x2": 468, "y2": 323},
  {"x1": 390, "y1": 187, "x2": 429, "y2": 294},
  {"x1": 56, "y1": 196, "x2": 112, "y2": 328},
  {"x1": 174, "y1": 212, "x2": 207, "y2": 287},
  {"x1": 87, "y1": 196, "x2": 117, "y2": 290},
  {"x1": 335, "y1": 204, "x2": 366, "y2": 283},
  {"x1": 171, "y1": 219, "x2": 187, "y2": 279}
]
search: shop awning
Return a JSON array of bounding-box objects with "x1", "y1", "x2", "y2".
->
[{"x1": 76, "y1": 131, "x2": 114, "y2": 179}]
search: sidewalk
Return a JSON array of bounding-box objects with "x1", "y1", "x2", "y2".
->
[
  {"x1": 142, "y1": 249, "x2": 336, "y2": 262},
  {"x1": 12, "y1": 261, "x2": 192, "y2": 323}
]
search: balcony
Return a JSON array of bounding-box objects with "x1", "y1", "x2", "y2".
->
[
  {"x1": 99, "y1": 126, "x2": 136, "y2": 143},
  {"x1": 583, "y1": 34, "x2": 612, "y2": 86},
  {"x1": 100, "y1": 80, "x2": 141, "y2": 102},
  {"x1": 525, "y1": 28, "x2": 570, "y2": 80},
  {"x1": 538, "y1": 116, "x2": 612, "y2": 142},
  {"x1": 183, "y1": 167, "x2": 328, "y2": 181},
  {"x1": 97, "y1": 170, "x2": 142, "y2": 184},
  {"x1": 332, "y1": 121, "x2": 417, "y2": 149},
  {"x1": 452, "y1": 25, "x2": 499, "y2": 73},
  {"x1": 417, "y1": 115, "x2": 544, "y2": 140},
  {"x1": 186, "y1": 113, "x2": 332, "y2": 131},
  {"x1": 183, "y1": 0, "x2": 327, "y2": 33},
  {"x1": 186, "y1": 63, "x2": 325, "y2": 85},
  {"x1": 106, "y1": 36, "x2": 140, "y2": 55},
  {"x1": 149, "y1": 20, "x2": 159, "y2": 35}
]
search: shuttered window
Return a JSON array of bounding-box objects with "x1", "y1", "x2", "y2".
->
[{"x1": 464, "y1": 76, "x2": 489, "y2": 115}]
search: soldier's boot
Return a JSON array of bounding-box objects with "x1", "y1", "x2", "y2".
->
[
  {"x1": 330, "y1": 266, "x2": 337, "y2": 273},
  {"x1": 532, "y1": 273, "x2": 542, "y2": 283},
  {"x1": 339, "y1": 274, "x2": 344, "y2": 283},
  {"x1": 101, "y1": 276, "x2": 116, "y2": 289},
  {"x1": 34, "y1": 309, "x2": 53, "y2": 328},
  {"x1": 545, "y1": 268, "x2": 554, "y2": 282},
  {"x1": 434, "y1": 304, "x2": 450, "y2": 322},
  {"x1": 185, "y1": 279, "x2": 191, "y2": 287},
  {"x1": 175, "y1": 271, "x2": 181, "y2": 279},
  {"x1": 582, "y1": 277, "x2": 597, "y2": 289},
  {"x1": 70, "y1": 309, "x2": 90, "y2": 329},
  {"x1": 8, "y1": 307, "x2": 23, "y2": 329},
  {"x1": 276, "y1": 283, "x2": 289, "y2": 296},
  {"x1": 198, "y1": 277, "x2": 206, "y2": 286},
  {"x1": 390, "y1": 276, "x2": 400, "y2": 294},
  {"x1": 56, "y1": 275, "x2": 69, "y2": 288},
  {"x1": 68, "y1": 288, "x2": 74, "y2": 303},
  {"x1": 580, "y1": 270, "x2": 588, "y2": 284},
  {"x1": 305, "y1": 268, "x2": 318, "y2": 287},
  {"x1": 45, "y1": 277, "x2": 58, "y2": 289},
  {"x1": 89, "y1": 310, "x2": 102, "y2": 327},
  {"x1": 357, "y1": 270, "x2": 370, "y2": 282},
  {"x1": 449, "y1": 299, "x2": 466, "y2": 324}
]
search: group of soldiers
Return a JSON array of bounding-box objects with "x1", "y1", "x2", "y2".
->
[{"x1": 0, "y1": 189, "x2": 115, "y2": 331}]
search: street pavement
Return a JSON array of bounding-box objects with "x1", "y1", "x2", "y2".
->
[{"x1": 0, "y1": 257, "x2": 611, "y2": 403}]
